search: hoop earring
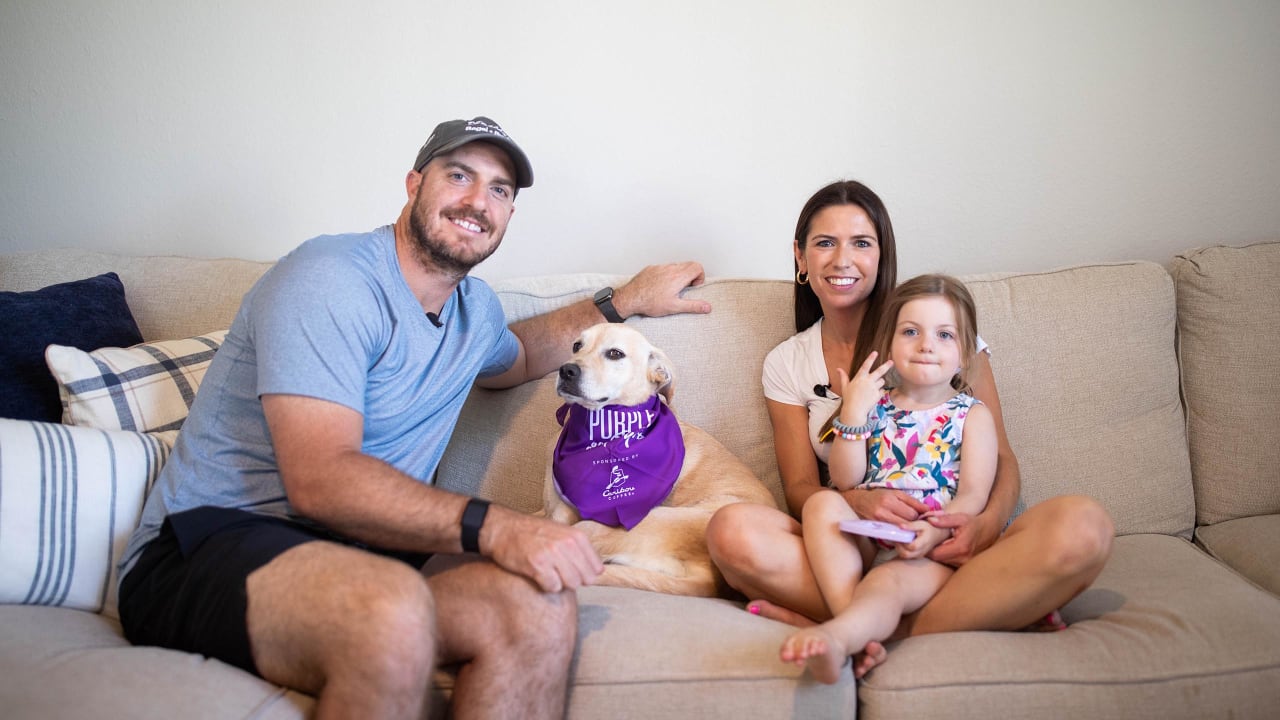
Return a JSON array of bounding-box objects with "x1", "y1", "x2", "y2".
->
[{"x1": 796, "y1": 270, "x2": 809, "y2": 286}]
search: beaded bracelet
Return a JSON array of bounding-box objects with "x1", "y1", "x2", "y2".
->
[{"x1": 832, "y1": 416, "x2": 879, "y2": 442}]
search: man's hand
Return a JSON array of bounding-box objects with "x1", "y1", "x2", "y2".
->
[
  {"x1": 483, "y1": 507, "x2": 604, "y2": 593},
  {"x1": 612, "y1": 262, "x2": 711, "y2": 319},
  {"x1": 843, "y1": 487, "x2": 930, "y2": 524},
  {"x1": 924, "y1": 509, "x2": 1002, "y2": 567}
]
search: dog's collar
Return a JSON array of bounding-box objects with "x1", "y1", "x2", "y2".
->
[{"x1": 552, "y1": 396, "x2": 685, "y2": 529}]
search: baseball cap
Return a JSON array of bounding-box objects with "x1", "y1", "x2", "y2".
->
[{"x1": 412, "y1": 116, "x2": 534, "y2": 189}]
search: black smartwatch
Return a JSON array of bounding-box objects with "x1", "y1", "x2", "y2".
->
[
  {"x1": 460, "y1": 498, "x2": 490, "y2": 554},
  {"x1": 593, "y1": 287, "x2": 625, "y2": 323}
]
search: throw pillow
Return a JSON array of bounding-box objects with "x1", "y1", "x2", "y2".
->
[
  {"x1": 0, "y1": 419, "x2": 176, "y2": 618},
  {"x1": 45, "y1": 330, "x2": 229, "y2": 432},
  {"x1": 0, "y1": 273, "x2": 144, "y2": 423}
]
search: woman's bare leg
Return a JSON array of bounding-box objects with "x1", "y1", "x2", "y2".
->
[
  {"x1": 712, "y1": 496, "x2": 1112, "y2": 677},
  {"x1": 707, "y1": 502, "x2": 833, "y2": 622},
  {"x1": 900, "y1": 495, "x2": 1113, "y2": 637}
]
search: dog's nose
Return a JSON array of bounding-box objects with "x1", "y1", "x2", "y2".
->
[{"x1": 559, "y1": 363, "x2": 580, "y2": 381}]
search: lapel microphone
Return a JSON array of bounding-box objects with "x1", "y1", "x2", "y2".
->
[
  {"x1": 426, "y1": 312, "x2": 443, "y2": 328},
  {"x1": 814, "y1": 384, "x2": 831, "y2": 398}
]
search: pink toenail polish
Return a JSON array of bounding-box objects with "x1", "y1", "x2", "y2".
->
[{"x1": 748, "y1": 604, "x2": 760, "y2": 615}]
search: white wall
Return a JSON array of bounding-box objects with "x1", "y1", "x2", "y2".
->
[{"x1": 2, "y1": 1, "x2": 1278, "y2": 282}]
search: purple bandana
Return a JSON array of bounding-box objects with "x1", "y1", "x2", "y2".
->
[{"x1": 552, "y1": 395, "x2": 686, "y2": 529}]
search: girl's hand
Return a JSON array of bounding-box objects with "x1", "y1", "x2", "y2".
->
[
  {"x1": 833, "y1": 351, "x2": 894, "y2": 425},
  {"x1": 896, "y1": 520, "x2": 950, "y2": 559}
]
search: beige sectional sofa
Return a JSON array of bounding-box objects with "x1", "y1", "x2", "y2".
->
[{"x1": 1, "y1": 241, "x2": 1278, "y2": 719}]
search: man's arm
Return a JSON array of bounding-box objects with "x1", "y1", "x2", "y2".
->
[
  {"x1": 478, "y1": 262, "x2": 711, "y2": 389},
  {"x1": 263, "y1": 393, "x2": 603, "y2": 592}
]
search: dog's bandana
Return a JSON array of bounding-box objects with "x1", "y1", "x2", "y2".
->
[{"x1": 552, "y1": 395, "x2": 686, "y2": 529}]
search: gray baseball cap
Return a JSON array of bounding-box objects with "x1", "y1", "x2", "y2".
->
[{"x1": 412, "y1": 116, "x2": 534, "y2": 189}]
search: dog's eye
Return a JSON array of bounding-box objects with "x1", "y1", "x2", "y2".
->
[
  {"x1": 606, "y1": 348, "x2": 626, "y2": 360},
  {"x1": 572, "y1": 341, "x2": 583, "y2": 353}
]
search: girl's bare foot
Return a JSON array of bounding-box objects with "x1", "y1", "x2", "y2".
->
[
  {"x1": 853, "y1": 640, "x2": 888, "y2": 678},
  {"x1": 746, "y1": 599, "x2": 818, "y2": 627},
  {"x1": 780, "y1": 627, "x2": 851, "y2": 684}
]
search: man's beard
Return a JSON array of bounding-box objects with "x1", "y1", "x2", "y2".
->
[{"x1": 407, "y1": 193, "x2": 503, "y2": 277}]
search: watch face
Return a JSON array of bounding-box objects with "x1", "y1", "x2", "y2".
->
[{"x1": 594, "y1": 287, "x2": 613, "y2": 303}]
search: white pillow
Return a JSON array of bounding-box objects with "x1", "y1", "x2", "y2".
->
[
  {"x1": 44, "y1": 330, "x2": 227, "y2": 432},
  {"x1": 0, "y1": 419, "x2": 175, "y2": 617}
]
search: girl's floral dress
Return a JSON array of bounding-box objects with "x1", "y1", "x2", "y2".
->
[{"x1": 860, "y1": 392, "x2": 980, "y2": 511}]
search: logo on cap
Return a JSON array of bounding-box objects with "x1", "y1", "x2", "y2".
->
[{"x1": 464, "y1": 119, "x2": 511, "y2": 140}]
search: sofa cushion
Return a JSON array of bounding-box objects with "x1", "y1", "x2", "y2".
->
[
  {"x1": 1171, "y1": 241, "x2": 1280, "y2": 525},
  {"x1": 0, "y1": 419, "x2": 173, "y2": 617},
  {"x1": 963, "y1": 262, "x2": 1194, "y2": 537},
  {"x1": 1195, "y1": 515, "x2": 1280, "y2": 596},
  {"x1": 430, "y1": 585, "x2": 856, "y2": 718},
  {"x1": 859, "y1": 534, "x2": 1280, "y2": 718},
  {"x1": 45, "y1": 330, "x2": 228, "y2": 432},
  {"x1": 0, "y1": 273, "x2": 144, "y2": 423},
  {"x1": 0, "y1": 605, "x2": 312, "y2": 720}
]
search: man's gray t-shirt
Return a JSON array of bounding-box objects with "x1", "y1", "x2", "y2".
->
[{"x1": 119, "y1": 226, "x2": 519, "y2": 576}]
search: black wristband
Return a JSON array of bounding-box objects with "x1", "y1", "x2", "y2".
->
[
  {"x1": 593, "y1": 286, "x2": 625, "y2": 323},
  {"x1": 460, "y1": 498, "x2": 490, "y2": 554}
]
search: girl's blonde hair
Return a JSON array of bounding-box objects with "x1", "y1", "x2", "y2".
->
[{"x1": 874, "y1": 274, "x2": 980, "y2": 394}]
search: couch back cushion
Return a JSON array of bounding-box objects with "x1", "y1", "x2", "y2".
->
[
  {"x1": 1, "y1": 249, "x2": 272, "y2": 342},
  {"x1": 965, "y1": 262, "x2": 1193, "y2": 537},
  {"x1": 1172, "y1": 241, "x2": 1280, "y2": 525}
]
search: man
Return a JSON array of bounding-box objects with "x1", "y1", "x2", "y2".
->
[{"x1": 117, "y1": 116, "x2": 711, "y2": 718}]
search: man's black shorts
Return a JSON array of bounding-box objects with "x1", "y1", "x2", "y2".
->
[{"x1": 118, "y1": 506, "x2": 430, "y2": 676}]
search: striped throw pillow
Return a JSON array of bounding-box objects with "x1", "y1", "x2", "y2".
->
[
  {"x1": 44, "y1": 331, "x2": 227, "y2": 432},
  {"x1": 0, "y1": 419, "x2": 175, "y2": 617}
]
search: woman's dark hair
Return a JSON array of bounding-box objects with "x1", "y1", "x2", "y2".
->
[{"x1": 793, "y1": 180, "x2": 899, "y2": 378}]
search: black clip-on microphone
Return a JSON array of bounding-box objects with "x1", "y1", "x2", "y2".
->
[{"x1": 813, "y1": 384, "x2": 830, "y2": 398}]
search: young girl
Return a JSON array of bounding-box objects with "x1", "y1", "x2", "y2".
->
[{"x1": 779, "y1": 273, "x2": 998, "y2": 683}]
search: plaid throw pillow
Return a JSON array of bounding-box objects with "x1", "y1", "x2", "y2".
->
[{"x1": 44, "y1": 330, "x2": 228, "y2": 432}]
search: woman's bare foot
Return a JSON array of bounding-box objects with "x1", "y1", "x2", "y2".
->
[
  {"x1": 853, "y1": 640, "x2": 888, "y2": 678},
  {"x1": 747, "y1": 599, "x2": 818, "y2": 627},
  {"x1": 780, "y1": 626, "x2": 850, "y2": 684},
  {"x1": 1023, "y1": 609, "x2": 1067, "y2": 632}
]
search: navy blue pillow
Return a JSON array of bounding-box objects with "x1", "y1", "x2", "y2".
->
[{"x1": 0, "y1": 272, "x2": 144, "y2": 422}]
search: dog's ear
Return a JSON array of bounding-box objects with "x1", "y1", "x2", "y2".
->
[{"x1": 648, "y1": 346, "x2": 676, "y2": 402}]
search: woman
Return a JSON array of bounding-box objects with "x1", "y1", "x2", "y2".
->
[{"x1": 705, "y1": 180, "x2": 1114, "y2": 676}]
